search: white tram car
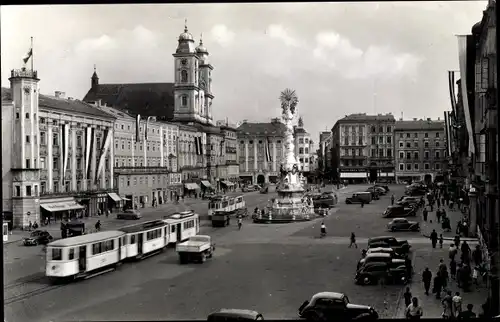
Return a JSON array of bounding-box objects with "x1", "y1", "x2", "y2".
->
[
  {"x1": 162, "y1": 211, "x2": 200, "y2": 243},
  {"x1": 208, "y1": 195, "x2": 246, "y2": 218},
  {"x1": 119, "y1": 220, "x2": 168, "y2": 260},
  {"x1": 46, "y1": 231, "x2": 126, "y2": 280}
]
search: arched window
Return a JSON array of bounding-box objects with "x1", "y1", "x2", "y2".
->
[
  {"x1": 299, "y1": 147, "x2": 304, "y2": 154},
  {"x1": 181, "y1": 95, "x2": 188, "y2": 106},
  {"x1": 371, "y1": 126, "x2": 376, "y2": 133},
  {"x1": 181, "y1": 70, "x2": 188, "y2": 82}
]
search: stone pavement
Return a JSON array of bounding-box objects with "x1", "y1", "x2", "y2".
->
[
  {"x1": 420, "y1": 205, "x2": 476, "y2": 241},
  {"x1": 394, "y1": 243, "x2": 487, "y2": 318}
]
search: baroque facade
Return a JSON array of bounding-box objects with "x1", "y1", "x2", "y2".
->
[
  {"x1": 293, "y1": 118, "x2": 312, "y2": 173},
  {"x1": 394, "y1": 118, "x2": 447, "y2": 183},
  {"x1": 237, "y1": 118, "x2": 286, "y2": 185}
]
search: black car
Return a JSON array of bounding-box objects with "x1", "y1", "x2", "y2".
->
[
  {"x1": 299, "y1": 292, "x2": 378, "y2": 321},
  {"x1": 368, "y1": 236, "x2": 411, "y2": 254},
  {"x1": 382, "y1": 205, "x2": 416, "y2": 218},
  {"x1": 23, "y1": 230, "x2": 53, "y2": 246},
  {"x1": 387, "y1": 218, "x2": 420, "y2": 232},
  {"x1": 207, "y1": 309, "x2": 264, "y2": 321},
  {"x1": 355, "y1": 262, "x2": 407, "y2": 285},
  {"x1": 374, "y1": 184, "x2": 390, "y2": 192}
]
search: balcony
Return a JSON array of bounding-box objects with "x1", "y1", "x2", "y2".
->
[
  {"x1": 40, "y1": 188, "x2": 118, "y2": 198},
  {"x1": 225, "y1": 147, "x2": 237, "y2": 154},
  {"x1": 226, "y1": 160, "x2": 238, "y2": 165},
  {"x1": 114, "y1": 166, "x2": 171, "y2": 175}
]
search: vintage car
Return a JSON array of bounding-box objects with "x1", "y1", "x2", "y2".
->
[
  {"x1": 374, "y1": 184, "x2": 390, "y2": 192},
  {"x1": 346, "y1": 192, "x2": 372, "y2": 204},
  {"x1": 312, "y1": 192, "x2": 338, "y2": 209},
  {"x1": 387, "y1": 218, "x2": 420, "y2": 232},
  {"x1": 382, "y1": 205, "x2": 416, "y2": 218},
  {"x1": 366, "y1": 186, "x2": 387, "y2": 195},
  {"x1": 207, "y1": 309, "x2": 264, "y2": 321},
  {"x1": 23, "y1": 230, "x2": 53, "y2": 246},
  {"x1": 355, "y1": 262, "x2": 407, "y2": 285},
  {"x1": 211, "y1": 211, "x2": 232, "y2": 227},
  {"x1": 259, "y1": 186, "x2": 269, "y2": 194},
  {"x1": 368, "y1": 236, "x2": 411, "y2": 254},
  {"x1": 366, "y1": 247, "x2": 404, "y2": 258},
  {"x1": 357, "y1": 252, "x2": 406, "y2": 269},
  {"x1": 298, "y1": 292, "x2": 378, "y2": 321},
  {"x1": 116, "y1": 209, "x2": 142, "y2": 220},
  {"x1": 396, "y1": 196, "x2": 421, "y2": 206},
  {"x1": 242, "y1": 185, "x2": 261, "y2": 192}
]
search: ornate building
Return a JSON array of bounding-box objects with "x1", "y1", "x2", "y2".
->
[
  {"x1": 82, "y1": 24, "x2": 232, "y2": 194},
  {"x1": 237, "y1": 118, "x2": 286, "y2": 185},
  {"x1": 217, "y1": 120, "x2": 239, "y2": 189},
  {"x1": 294, "y1": 117, "x2": 312, "y2": 174},
  {"x1": 394, "y1": 118, "x2": 447, "y2": 184},
  {"x1": 2, "y1": 69, "x2": 116, "y2": 228}
]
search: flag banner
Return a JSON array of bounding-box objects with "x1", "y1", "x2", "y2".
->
[
  {"x1": 62, "y1": 124, "x2": 70, "y2": 175},
  {"x1": 194, "y1": 137, "x2": 200, "y2": 155},
  {"x1": 145, "y1": 116, "x2": 153, "y2": 141},
  {"x1": 457, "y1": 35, "x2": 476, "y2": 156},
  {"x1": 266, "y1": 137, "x2": 272, "y2": 162},
  {"x1": 86, "y1": 128, "x2": 96, "y2": 180},
  {"x1": 444, "y1": 111, "x2": 451, "y2": 157},
  {"x1": 96, "y1": 128, "x2": 112, "y2": 181},
  {"x1": 136, "y1": 114, "x2": 141, "y2": 142},
  {"x1": 448, "y1": 71, "x2": 457, "y2": 113},
  {"x1": 198, "y1": 137, "x2": 203, "y2": 155},
  {"x1": 22, "y1": 48, "x2": 33, "y2": 64},
  {"x1": 85, "y1": 127, "x2": 92, "y2": 179},
  {"x1": 220, "y1": 141, "x2": 224, "y2": 156}
]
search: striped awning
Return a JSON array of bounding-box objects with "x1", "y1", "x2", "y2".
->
[
  {"x1": 201, "y1": 180, "x2": 212, "y2": 188},
  {"x1": 41, "y1": 200, "x2": 84, "y2": 212},
  {"x1": 107, "y1": 193, "x2": 122, "y2": 202}
]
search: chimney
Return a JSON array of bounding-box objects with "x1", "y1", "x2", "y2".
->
[{"x1": 54, "y1": 91, "x2": 66, "y2": 99}]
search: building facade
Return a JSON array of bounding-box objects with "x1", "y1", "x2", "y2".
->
[
  {"x1": 217, "y1": 120, "x2": 239, "y2": 188},
  {"x1": 237, "y1": 118, "x2": 286, "y2": 185},
  {"x1": 317, "y1": 131, "x2": 333, "y2": 181},
  {"x1": 394, "y1": 118, "x2": 447, "y2": 184},
  {"x1": 294, "y1": 124, "x2": 312, "y2": 173},
  {"x1": 2, "y1": 68, "x2": 117, "y2": 228}
]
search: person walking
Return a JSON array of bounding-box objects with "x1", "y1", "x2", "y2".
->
[
  {"x1": 391, "y1": 194, "x2": 395, "y2": 205},
  {"x1": 452, "y1": 292, "x2": 463, "y2": 318},
  {"x1": 433, "y1": 273, "x2": 442, "y2": 299},
  {"x1": 95, "y1": 220, "x2": 101, "y2": 232},
  {"x1": 237, "y1": 216, "x2": 242, "y2": 230},
  {"x1": 423, "y1": 207, "x2": 428, "y2": 222},
  {"x1": 439, "y1": 234, "x2": 444, "y2": 249},
  {"x1": 430, "y1": 229, "x2": 438, "y2": 248},
  {"x1": 404, "y1": 287, "x2": 413, "y2": 307},
  {"x1": 349, "y1": 232, "x2": 357, "y2": 248},
  {"x1": 450, "y1": 258, "x2": 457, "y2": 280},
  {"x1": 405, "y1": 297, "x2": 423, "y2": 320},
  {"x1": 320, "y1": 222, "x2": 326, "y2": 237},
  {"x1": 442, "y1": 291, "x2": 453, "y2": 319},
  {"x1": 449, "y1": 244, "x2": 458, "y2": 261},
  {"x1": 422, "y1": 268, "x2": 432, "y2": 295},
  {"x1": 436, "y1": 209, "x2": 442, "y2": 223}
]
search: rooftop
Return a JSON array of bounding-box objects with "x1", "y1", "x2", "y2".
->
[
  {"x1": 237, "y1": 121, "x2": 287, "y2": 136},
  {"x1": 338, "y1": 113, "x2": 396, "y2": 123},
  {"x1": 2, "y1": 87, "x2": 115, "y2": 119},
  {"x1": 395, "y1": 120, "x2": 444, "y2": 131}
]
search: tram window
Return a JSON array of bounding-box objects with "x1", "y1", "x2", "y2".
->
[
  {"x1": 105, "y1": 240, "x2": 113, "y2": 251},
  {"x1": 131, "y1": 235, "x2": 136, "y2": 244},
  {"x1": 222, "y1": 201, "x2": 228, "y2": 208},
  {"x1": 171, "y1": 225, "x2": 176, "y2": 233},
  {"x1": 92, "y1": 243, "x2": 102, "y2": 255},
  {"x1": 229, "y1": 200, "x2": 234, "y2": 205},
  {"x1": 68, "y1": 248, "x2": 75, "y2": 260},
  {"x1": 121, "y1": 237, "x2": 126, "y2": 245},
  {"x1": 52, "y1": 248, "x2": 62, "y2": 260}
]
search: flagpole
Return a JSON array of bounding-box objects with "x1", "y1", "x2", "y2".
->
[{"x1": 31, "y1": 37, "x2": 34, "y2": 72}]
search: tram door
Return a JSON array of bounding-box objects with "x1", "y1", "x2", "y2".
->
[
  {"x1": 118, "y1": 237, "x2": 122, "y2": 259},
  {"x1": 78, "y1": 246, "x2": 86, "y2": 272},
  {"x1": 176, "y1": 223, "x2": 182, "y2": 242},
  {"x1": 137, "y1": 233, "x2": 143, "y2": 255}
]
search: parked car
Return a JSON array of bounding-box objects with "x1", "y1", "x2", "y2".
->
[
  {"x1": 242, "y1": 185, "x2": 261, "y2": 192},
  {"x1": 259, "y1": 186, "x2": 269, "y2": 194},
  {"x1": 396, "y1": 196, "x2": 421, "y2": 206},
  {"x1": 346, "y1": 192, "x2": 372, "y2": 204},
  {"x1": 313, "y1": 192, "x2": 338, "y2": 209},
  {"x1": 116, "y1": 209, "x2": 141, "y2": 220},
  {"x1": 357, "y1": 253, "x2": 406, "y2": 270},
  {"x1": 366, "y1": 247, "x2": 404, "y2": 258},
  {"x1": 382, "y1": 205, "x2": 416, "y2": 218},
  {"x1": 365, "y1": 189, "x2": 381, "y2": 200},
  {"x1": 207, "y1": 309, "x2": 264, "y2": 321},
  {"x1": 387, "y1": 218, "x2": 420, "y2": 232},
  {"x1": 374, "y1": 184, "x2": 390, "y2": 192},
  {"x1": 298, "y1": 292, "x2": 378, "y2": 321},
  {"x1": 368, "y1": 236, "x2": 411, "y2": 254},
  {"x1": 355, "y1": 262, "x2": 407, "y2": 285},
  {"x1": 367, "y1": 186, "x2": 387, "y2": 195},
  {"x1": 23, "y1": 230, "x2": 53, "y2": 246}
]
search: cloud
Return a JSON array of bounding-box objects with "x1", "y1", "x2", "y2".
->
[
  {"x1": 210, "y1": 24, "x2": 235, "y2": 47},
  {"x1": 312, "y1": 31, "x2": 422, "y2": 79},
  {"x1": 266, "y1": 24, "x2": 300, "y2": 47}
]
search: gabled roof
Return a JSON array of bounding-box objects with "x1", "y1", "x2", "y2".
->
[
  {"x1": 395, "y1": 120, "x2": 444, "y2": 131},
  {"x1": 237, "y1": 121, "x2": 286, "y2": 136},
  {"x1": 2, "y1": 87, "x2": 115, "y2": 119},
  {"x1": 82, "y1": 83, "x2": 175, "y2": 119}
]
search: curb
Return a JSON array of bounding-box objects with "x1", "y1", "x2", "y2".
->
[{"x1": 420, "y1": 232, "x2": 478, "y2": 242}]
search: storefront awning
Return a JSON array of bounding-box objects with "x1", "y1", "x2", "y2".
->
[
  {"x1": 107, "y1": 192, "x2": 122, "y2": 202},
  {"x1": 41, "y1": 200, "x2": 85, "y2": 212},
  {"x1": 185, "y1": 183, "x2": 200, "y2": 190},
  {"x1": 121, "y1": 197, "x2": 131, "y2": 201},
  {"x1": 221, "y1": 181, "x2": 235, "y2": 187},
  {"x1": 201, "y1": 180, "x2": 212, "y2": 189}
]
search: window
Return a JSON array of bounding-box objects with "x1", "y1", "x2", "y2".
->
[
  {"x1": 414, "y1": 152, "x2": 419, "y2": 160},
  {"x1": 77, "y1": 158, "x2": 81, "y2": 170},
  {"x1": 53, "y1": 158, "x2": 59, "y2": 170},
  {"x1": 26, "y1": 185, "x2": 32, "y2": 196},
  {"x1": 371, "y1": 149, "x2": 376, "y2": 157},
  {"x1": 435, "y1": 141, "x2": 440, "y2": 147},
  {"x1": 69, "y1": 248, "x2": 75, "y2": 260},
  {"x1": 181, "y1": 96, "x2": 188, "y2": 106},
  {"x1": 181, "y1": 70, "x2": 188, "y2": 82},
  {"x1": 436, "y1": 132, "x2": 440, "y2": 138},
  {"x1": 34, "y1": 185, "x2": 38, "y2": 196},
  {"x1": 53, "y1": 133, "x2": 59, "y2": 146},
  {"x1": 406, "y1": 133, "x2": 410, "y2": 138},
  {"x1": 16, "y1": 112, "x2": 20, "y2": 119},
  {"x1": 406, "y1": 152, "x2": 411, "y2": 159},
  {"x1": 435, "y1": 151, "x2": 440, "y2": 159},
  {"x1": 406, "y1": 142, "x2": 411, "y2": 148},
  {"x1": 399, "y1": 133, "x2": 403, "y2": 138},
  {"x1": 424, "y1": 141, "x2": 429, "y2": 148},
  {"x1": 305, "y1": 148, "x2": 309, "y2": 154},
  {"x1": 345, "y1": 138, "x2": 349, "y2": 145},
  {"x1": 399, "y1": 152, "x2": 404, "y2": 159},
  {"x1": 77, "y1": 135, "x2": 82, "y2": 147},
  {"x1": 424, "y1": 151, "x2": 429, "y2": 159},
  {"x1": 379, "y1": 150, "x2": 383, "y2": 157},
  {"x1": 406, "y1": 163, "x2": 411, "y2": 170},
  {"x1": 387, "y1": 136, "x2": 392, "y2": 144},
  {"x1": 387, "y1": 126, "x2": 392, "y2": 132},
  {"x1": 435, "y1": 163, "x2": 441, "y2": 170},
  {"x1": 414, "y1": 163, "x2": 419, "y2": 170},
  {"x1": 424, "y1": 163, "x2": 430, "y2": 170},
  {"x1": 40, "y1": 132, "x2": 46, "y2": 144},
  {"x1": 26, "y1": 112, "x2": 30, "y2": 119},
  {"x1": 25, "y1": 158, "x2": 30, "y2": 168},
  {"x1": 379, "y1": 137, "x2": 383, "y2": 144},
  {"x1": 51, "y1": 248, "x2": 62, "y2": 261},
  {"x1": 378, "y1": 126, "x2": 383, "y2": 133},
  {"x1": 414, "y1": 142, "x2": 418, "y2": 148},
  {"x1": 65, "y1": 181, "x2": 70, "y2": 192},
  {"x1": 414, "y1": 133, "x2": 418, "y2": 138},
  {"x1": 371, "y1": 126, "x2": 376, "y2": 133},
  {"x1": 425, "y1": 133, "x2": 429, "y2": 138},
  {"x1": 399, "y1": 142, "x2": 403, "y2": 148},
  {"x1": 15, "y1": 186, "x2": 21, "y2": 197},
  {"x1": 53, "y1": 181, "x2": 59, "y2": 193},
  {"x1": 387, "y1": 149, "x2": 392, "y2": 158},
  {"x1": 358, "y1": 137, "x2": 363, "y2": 145},
  {"x1": 371, "y1": 137, "x2": 376, "y2": 144},
  {"x1": 40, "y1": 182, "x2": 46, "y2": 194}
]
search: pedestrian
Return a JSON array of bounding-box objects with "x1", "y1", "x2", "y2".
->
[
  {"x1": 405, "y1": 297, "x2": 423, "y2": 319},
  {"x1": 450, "y1": 258, "x2": 457, "y2": 280},
  {"x1": 28, "y1": 221, "x2": 32, "y2": 231},
  {"x1": 430, "y1": 229, "x2": 438, "y2": 248},
  {"x1": 433, "y1": 273, "x2": 442, "y2": 299},
  {"x1": 106, "y1": 209, "x2": 110, "y2": 218},
  {"x1": 452, "y1": 292, "x2": 463, "y2": 318},
  {"x1": 472, "y1": 266, "x2": 479, "y2": 286},
  {"x1": 454, "y1": 235, "x2": 461, "y2": 248},
  {"x1": 458, "y1": 304, "x2": 476, "y2": 319},
  {"x1": 442, "y1": 291, "x2": 453, "y2": 319},
  {"x1": 237, "y1": 216, "x2": 242, "y2": 230},
  {"x1": 361, "y1": 199, "x2": 364, "y2": 208},
  {"x1": 422, "y1": 268, "x2": 432, "y2": 295},
  {"x1": 437, "y1": 198, "x2": 441, "y2": 208},
  {"x1": 436, "y1": 209, "x2": 442, "y2": 223},
  {"x1": 423, "y1": 207, "x2": 428, "y2": 222},
  {"x1": 472, "y1": 245, "x2": 482, "y2": 266},
  {"x1": 320, "y1": 222, "x2": 326, "y2": 237},
  {"x1": 391, "y1": 194, "x2": 395, "y2": 205},
  {"x1": 404, "y1": 287, "x2": 413, "y2": 307},
  {"x1": 95, "y1": 220, "x2": 101, "y2": 232},
  {"x1": 439, "y1": 234, "x2": 444, "y2": 248},
  {"x1": 405, "y1": 255, "x2": 413, "y2": 281},
  {"x1": 349, "y1": 232, "x2": 357, "y2": 248}
]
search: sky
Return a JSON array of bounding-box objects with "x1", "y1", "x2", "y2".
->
[{"x1": 1, "y1": 2, "x2": 487, "y2": 141}]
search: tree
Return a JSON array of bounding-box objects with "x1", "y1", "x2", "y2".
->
[{"x1": 279, "y1": 88, "x2": 299, "y2": 115}]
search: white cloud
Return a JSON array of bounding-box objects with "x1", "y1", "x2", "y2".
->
[
  {"x1": 210, "y1": 24, "x2": 235, "y2": 47},
  {"x1": 266, "y1": 24, "x2": 300, "y2": 47},
  {"x1": 312, "y1": 31, "x2": 422, "y2": 79}
]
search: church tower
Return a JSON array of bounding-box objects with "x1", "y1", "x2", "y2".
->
[
  {"x1": 9, "y1": 66, "x2": 41, "y2": 228},
  {"x1": 196, "y1": 34, "x2": 215, "y2": 125},
  {"x1": 172, "y1": 22, "x2": 203, "y2": 123}
]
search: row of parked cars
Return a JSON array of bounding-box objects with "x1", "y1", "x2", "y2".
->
[{"x1": 345, "y1": 184, "x2": 390, "y2": 204}]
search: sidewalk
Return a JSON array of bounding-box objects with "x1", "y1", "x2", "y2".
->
[
  {"x1": 394, "y1": 245, "x2": 487, "y2": 318},
  {"x1": 420, "y1": 205, "x2": 477, "y2": 241}
]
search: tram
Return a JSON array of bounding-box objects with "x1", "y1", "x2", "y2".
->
[
  {"x1": 208, "y1": 195, "x2": 246, "y2": 218},
  {"x1": 163, "y1": 210, "x2": 200, "y2": 243},
  {"x1": 119, "y1": 220, "x2": 168, "y2": 260},
  {"x1": 46, "y1": 231, "x2": 126, "y2": 280}
]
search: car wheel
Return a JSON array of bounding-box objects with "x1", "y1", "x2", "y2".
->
[
  {"x1": 362, "y1": 276, "x2": 372, "y2": 285},
  {"x1": 305, "y1": 311, "x2": 324, "y2": 322},
  {"x1": 391, "y1": 227, "x2": 396, "y2": 232},
  {"x1": 34, "y1": 240, "x2": 38, "y2": 246}
]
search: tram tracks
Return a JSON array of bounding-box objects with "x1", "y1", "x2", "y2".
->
[{"x1": 4, "y1": 276, "x2": 65, "y2": 305}]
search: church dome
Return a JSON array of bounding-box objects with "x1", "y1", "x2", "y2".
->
[
  {"x1": 179, "y1": 26, "x2": 194, "y2": 41},
  {"x1": 196, "y1": 39, "x2": 208, "y2": 54}
]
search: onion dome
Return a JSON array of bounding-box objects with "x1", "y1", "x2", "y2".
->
[
  {"x1": 196, "y1": 37, "x2": 208, "y2": 54},
  {"x1": 179, "y1": 21, "x2": 194, "y2": 41}
]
